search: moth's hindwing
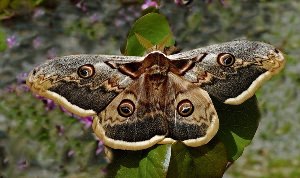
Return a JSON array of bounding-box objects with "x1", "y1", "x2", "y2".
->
[
  {"x1": 159, "y1": 73, "x2": 219, "y2": 147},
  {"x1": 92, "y1": 72, "x2": 219, "y2": 150}
]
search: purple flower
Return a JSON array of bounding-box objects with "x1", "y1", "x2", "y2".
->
[
  {"x1": 59, "y1": 106, "x2": 74, "y2": 117},
  {"x1": 79, "y1": 116, "x2": 93, "y2": 128},
  {"x1": 36, "y1": 95, "x2": 56, "y2": 111},
  {"x1": 76, "y1": 1, "x2": 87, "y2": 12},
  {"x1": 17, "y1": 159, "x2": 29, "y2": 170},
  {"x1": 44, "y1": 98, "x2": 56, "y2": 111},
  {"x1": 16, "y1": 73, "x2": 28, "y2": 84},
  {"x1": 89, "y1": 13, "x2": 101, "y2": 23},
  {"x1": 95, "y1": 140, "x2": 104, "y2": 155},
  {"x1": 6, "y1": 35, "x2": 18, "y2": 48},
  {"x1": 16, "y1": 84, "x2": 30, "y2": 92},
  {"x1": 33, "y1": 8, "x2": 45, "y2": 18},
  {"x1": 67, "y1": 150, "x2": 75, "y2": 157},
  {"x1": 32, "y1": 37, "x2": 43, "y2": 49},
  {"x1": 60, "y1": 106, "x2": 93, "y2": 128},
  {"x1": 141, "y1": 0, "x2": 159, "y2": 10}
]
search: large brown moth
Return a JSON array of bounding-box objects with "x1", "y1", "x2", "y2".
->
[{"x1": 26, "y1": 40, "x2": 285, "y2": 150}]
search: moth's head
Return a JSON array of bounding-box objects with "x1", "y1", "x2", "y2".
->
[{"x1": 201, "y1": 40, "x2": 285, "y2": 75}]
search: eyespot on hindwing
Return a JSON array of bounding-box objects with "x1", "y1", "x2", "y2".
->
[
  {"x1": 177, "y1": 99, "x2": 194, "y2": 117},
  {"x1": 118, "y1": 99, "x2": 135, "y2": 117}
]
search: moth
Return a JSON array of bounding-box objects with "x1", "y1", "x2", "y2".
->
[{"x1": 26, "y1": 40, "x2": 285, "y2": 150}]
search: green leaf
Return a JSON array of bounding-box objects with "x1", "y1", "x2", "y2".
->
[
  {"x1": 0, "y1": 27, "x2": 7, "y2": 51},
  {"x1": 33, "y1": 0, "x2": 44, "y2": 6},
  {"x1": 107, "y1": 145, "x2": 171, "y2": 178},
  {"x1": 0, "y1": 0, "x2": 10, "y2": 11},
  {"x1": 122, "y1": 13, "x2": 175, "y2": 56},
  {"x1": 214, "y1": 96, "x2": 260, "y2": 161},
  {"x1": 167, "y1": 139, "x2": 228, "y2": 178}
]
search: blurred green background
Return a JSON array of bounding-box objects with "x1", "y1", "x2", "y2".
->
[{"x1": 0, "y1": 0, "x2": 299, "y2": 177}]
